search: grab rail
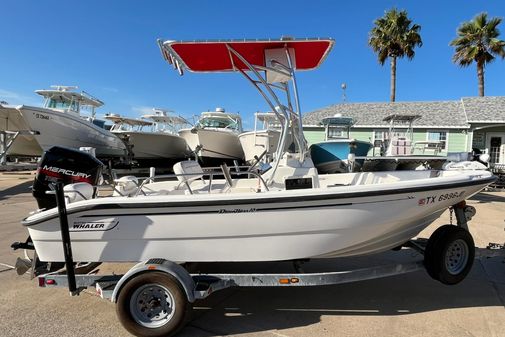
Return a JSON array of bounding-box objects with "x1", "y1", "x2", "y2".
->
[{"x1": 131, "y1": 168, "x2": 269, "y2": 197}]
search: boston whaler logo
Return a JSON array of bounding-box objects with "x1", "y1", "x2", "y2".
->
[
  {"x1": 71, "y1": 219, "x2": 119, "y2": 232},
  {"x1": 218, "y1": 208, "x2": 257, "y2": 214}
]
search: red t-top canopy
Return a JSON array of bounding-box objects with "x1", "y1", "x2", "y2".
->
[{"x1": 159, "y1": 38, "x2": 334, "y2": 73}]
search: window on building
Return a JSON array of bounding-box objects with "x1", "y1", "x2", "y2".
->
[
  {"x1": 373, "y1": 130, "x2": 386, "y2": 147},
  {"x1": 427, "y1": 131, "x2": 447, "y2": 150},
  {"x1": 373, "y1": 130, "x2": 385, "y2": 141}
]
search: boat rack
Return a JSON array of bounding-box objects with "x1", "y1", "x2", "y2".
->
[
  {"x1": 0, "y1": 130, "x2": 39, "y2": 165},
  {"x1": 39, "y1": 259, "x2": 427, "y2": 301}
]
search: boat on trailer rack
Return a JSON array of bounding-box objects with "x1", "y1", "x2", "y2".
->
[
  {"x1": 15, "y1": 37, "x2": 497, "y2": 336},
  {"x1": 29, "y1": 183, "x2": 485, "y2": 337}
]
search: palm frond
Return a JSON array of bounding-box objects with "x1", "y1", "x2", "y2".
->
[{"x1": 368, "y1": 8, "x2": 422, "y2": 64}]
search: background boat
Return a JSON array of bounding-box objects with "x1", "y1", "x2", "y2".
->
[
  {"x1": 105, "y1": 109, "x2": 190, "y2": 166},
  {"x1": 239, "y1": 112, "x2": 282, "y2": 164},
  {"x1": 363, "y1": 114, "x2": 447, "y2": 171},
  {"x1": 179, "y1": 107, "x2": 244, "y2": 165},
  {"x1": 310, "y1": 116, "x2": 372, "y2": 173},
  {"x1": 18, "y1": 86, "x2": 127, "y2": 160},
  {"x1": 0, "y1": 103, "x2": 42, "y2": 158}
]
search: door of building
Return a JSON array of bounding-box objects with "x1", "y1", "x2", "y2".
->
[{"x1": 486, "y1": 133, "x2": 505, "y2": 164}]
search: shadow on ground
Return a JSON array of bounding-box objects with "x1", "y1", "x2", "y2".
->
[
  {"x1": 0, "y1": 181, "x2": 32, "y2": 201},
  {"x1": 176, "y1": 256, "x2": 505, "y2": 336},
  {"x1": 470, "y1": 191, "x2": 505, "y2": 203}
]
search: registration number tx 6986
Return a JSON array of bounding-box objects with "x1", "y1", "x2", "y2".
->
[{"x1": 418, "y1": 191, "x2": 465, "y2": 206}]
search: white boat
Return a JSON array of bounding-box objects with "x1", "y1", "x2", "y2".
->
[
  {"x1": 178, "y1": 108, "x2": 244, "y2": 164},
  {"x1": 239, "y1": 112, "x2": 282, "y2": 164},
  {"x1": 0, "y1": 103, "x2": 42, "y2": 157},
  {"x1": 363, "y1": 114, "x2": 447, "y2": 171},
  {"x1": 22, "y1": 38, "x2": 495, "y2": 264},
  {"x1": 17, "y1": 86, "x2": 127, "y2": 159},
  {"x1": 105, "y1": 110, "x2": 189, "y2": 162}
]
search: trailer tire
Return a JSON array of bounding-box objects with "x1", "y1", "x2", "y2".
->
[
  {"x1": 424, "y1": 225, "x2": 474, "y2": 285},
  {"x1": 424, "y1": 225, "x2": 453, "y2": 279},
  {"x1": 116, "y1": 272, "x2": 189, "y2": 337}
]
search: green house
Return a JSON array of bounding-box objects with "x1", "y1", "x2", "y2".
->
[{"x1": 303, "y1": 96, "x2": 505, "y2": 165}]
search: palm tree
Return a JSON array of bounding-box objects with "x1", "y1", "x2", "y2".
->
[
  {"x1": 450, "y1": 13, "x2": 505, "y2": 97},
  {"x1": 369, "y1": 9, "x2": 422, "y2": 102}
]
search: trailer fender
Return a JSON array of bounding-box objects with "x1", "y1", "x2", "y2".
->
[{"x1": 111, "y1": 259, "x2": 195, "y2": 303}]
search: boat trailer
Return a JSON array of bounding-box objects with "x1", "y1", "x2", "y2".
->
[{"x1": 15, "y1": 180, "x2": 497, "y2": 337}]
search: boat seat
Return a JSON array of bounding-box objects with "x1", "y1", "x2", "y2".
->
[
  {"x1": 173, "y1": 160, "x2": 206, "y2": 194},
  {"x1": 64, "y1": 183, "x2": 94, "y2": 204},
  {"x1": 113, "y1": 176, "x2": 139, "y2": 197},
  {"x1": 220, "y1": 164, "x2": 234, "y2": 188}
]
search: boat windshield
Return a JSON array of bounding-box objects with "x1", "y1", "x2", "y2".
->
[
  {"x1": 46, "y1": 98, "x2": 79, "y2": 112},
  {"x1": 327, "y1": 125, "x2": 350, "y2": 139},
  {"x1": 198, "y1": 116, "x2": 241, "y2": 131},
  {"x1": 111, "y1": 124, "x2": 144, "y2": 132}
]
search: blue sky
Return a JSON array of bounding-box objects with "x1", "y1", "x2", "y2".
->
[{"x1": 1, "y1": 0, "x2": 504, "y2": 129}]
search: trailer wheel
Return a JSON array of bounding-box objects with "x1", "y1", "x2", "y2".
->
[
  {"x1": 424, "y1": 225, "x2": 475, "y2": 285},
  {"x1": 116, "y1": 272, "x2": 189, "y2": 337},
  {"x1": 424, "y1": 225, "x2": 453, "y2": 279}
]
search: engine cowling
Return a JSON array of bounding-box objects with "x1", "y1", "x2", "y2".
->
[{"x1": 32, "y1": 146, "x2": 104, "y2": 210}]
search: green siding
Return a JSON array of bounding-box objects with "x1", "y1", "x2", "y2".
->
[
  {"x1": 304, "y1": 130, "x2": 325, "y2": 145},
  {"x1": 447, "y1": 130, "x2": 467, "y2": 152},
  {"x1": 349, "y1": 130, "x2": 374, "y2": 143},
  {"x1": 411, "y1": 129, "x2": 467, "y2": 154},
  {"x1": 303, "y1": 126, "x2": 469, "y2": 155}
]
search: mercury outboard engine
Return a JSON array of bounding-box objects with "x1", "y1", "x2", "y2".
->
[{"x1": 32, "y1": 146, "x2": 104, "y2": 210}]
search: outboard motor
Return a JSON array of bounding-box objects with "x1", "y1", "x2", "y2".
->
[{"x1": 33, "y1": 146, "x2": 104, "y2": 210}]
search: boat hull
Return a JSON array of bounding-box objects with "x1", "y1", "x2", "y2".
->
[
  {"x1": 179, "y1": 128, "x2": 244, "y2": 162},
  {"x1": 0, "y1": 105, "x2": 43, "y2": 156},
  {"x1": 112, "y1": 131, "x2": 189, "y2": 160},
  {"x1": 310, "y1": 140, "x2": 372, "y2": 173},
  {"x1": 6, "y1": 135, "x2": 42, "y2": 156},
  {"x1": 18, "y1": 106, "x2": 127, "y2": 158},
  {"x1": 24, "y1": 171, "x2": 494, "y2": 263},
  {"x1": 239, "y1": 130, "x2": 281, "y2": 163}
]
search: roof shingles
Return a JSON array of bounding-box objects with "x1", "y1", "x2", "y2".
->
[
  {"x1": 303, "y1": 96, "x2": 505, "y2": 128},
  {"x1": 461, "y1": 97, "x2": 505, "y2": 122}
]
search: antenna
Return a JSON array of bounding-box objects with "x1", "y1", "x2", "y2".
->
[{"x1": 340, "y1": 83, "x2": 347, "y2": 102}]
